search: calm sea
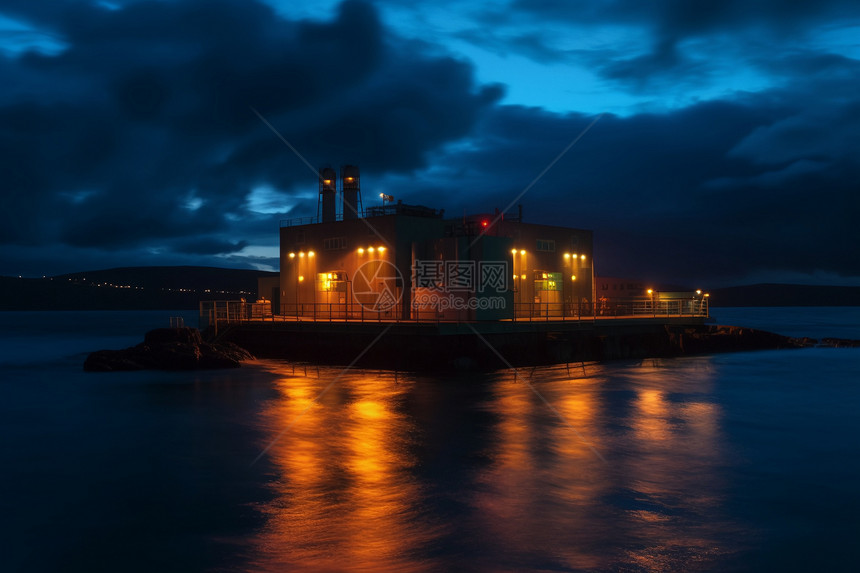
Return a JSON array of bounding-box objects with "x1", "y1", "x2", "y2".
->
[{"x1": 1, "y1": 308, "x2": 858, "y2": 572}]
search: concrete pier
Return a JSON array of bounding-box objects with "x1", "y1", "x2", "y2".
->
[{"x1": 206, "y1": 315, "x2": 792, "y2": 371}]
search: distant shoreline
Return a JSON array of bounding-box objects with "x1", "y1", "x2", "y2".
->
[{"x1": 2, "y1": 267, "x2": 858, "y2": 310}]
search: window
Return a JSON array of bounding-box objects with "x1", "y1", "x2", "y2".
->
[
  {"x1": 536, "y1": 239, "x2": 555, "y2": 252},
  {"x1": 295, "y1": 230, "x2": 306, "y2": 245},
  {"x1": 324, "y1": 237, "x2": 346, "y2": 250}
]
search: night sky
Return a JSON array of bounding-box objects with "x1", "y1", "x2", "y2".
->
[{"x1": 1, "y1": 0, "x2": 858, "y2": 287}]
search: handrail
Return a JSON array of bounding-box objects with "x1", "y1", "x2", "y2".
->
[{"x1": 199, "y1": 296, "x2": 708, "y2": 328}]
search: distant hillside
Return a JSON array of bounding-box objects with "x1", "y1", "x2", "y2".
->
[
  {"x1": 0, "y1": 266, "x2": 277, "y2": 311},
  {"x1": 3, "y1": 269, "x2": 856, "y2": 310},
  {"x1": 709, "y1": 283, "x2": 860, "y2": 307}
]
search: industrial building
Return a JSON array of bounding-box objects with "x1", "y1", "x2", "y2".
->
[{"x1": 274, "y1": 165, "x2": 594, "y2": 321}]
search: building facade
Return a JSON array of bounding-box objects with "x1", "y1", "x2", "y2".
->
[{"x1": 279, "y1": 169, "x2": 594, "y2": 321}]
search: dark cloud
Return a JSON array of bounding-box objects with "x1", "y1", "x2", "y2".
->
[
  {"x1": 491, "y1": 0, "x2": 860, "y2": 86},
  {"x1": 172, "y1": 238, "x2": 250, "y2": 255},
  {"x1": 0, "y1": 0, "x2": 858, "y2": 287},
  {"x1": 0, "y1": 0, "x2": 499, "y2": 270},
  {"x1": 381, "y1": 68, "x2": 860, "y2": 285},
  {"x1": 511, "y1": 0, "x2": 860, "y2": 41}
]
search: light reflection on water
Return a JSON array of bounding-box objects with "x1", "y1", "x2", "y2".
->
[
  {"x1": 245, "y1": 358, "x2": 742, "y2": 572},
  {"x1": 3, "y1": 311, "x2": 857, "y2": 572},
  {"x1": 249, "y1": 369, "x2": 441, "y2": 572}
]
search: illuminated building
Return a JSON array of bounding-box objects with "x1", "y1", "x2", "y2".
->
[{"x1": 274, "y1": 166, "x2": 594, "y2": 321}]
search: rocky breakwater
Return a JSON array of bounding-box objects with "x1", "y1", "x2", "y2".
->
[
  {"x1": 819, "y1": 337, "x2": 860, "y2": 348},
  {"x1": 666, "y1": 324, "x2": 812, "y2": 355},
  {"x1": 84, "y1": 327, "x2": 254, "y2": 371}
]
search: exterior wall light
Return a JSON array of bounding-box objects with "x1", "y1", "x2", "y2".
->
[
  {"x1": 308, "y1": 251, "x2": 315, "y2": 257},
  {"x1": 368, "y1": 247, "x2": 375, "y2": 253},
  {"x1": 564, "y1": 253, "x2": 570, "y2": 259},
  {"x1": 580, "y1": 254, "x2": 586, "y2": 260},
  {"x1": 289, "y1": 252, "x2": 296, "y2": 259},
  {"x1": 358, "y1": 248, "x2": 365, "y2": 254},
  {"x1": 571, "y1": 275, "x2": 576, "y2": 281},
  {"x1": 299, "y1": 252, "x2": 305, "y2": 258},
  {"x1": 377, "y1": 246, "x2": 386, "y2": 252},
  {"x1": 520, "y1": 249, "x2": 526, "y2": 255},
  {"x1": 511, "y1": 249, "x2": 517, "y2": 255},
  {"x1": 298, "y1": 276, "x2": 305, "y2": 282},
  {"x1": 520, "y1": 274, "x2": 526, "y2": 280}
]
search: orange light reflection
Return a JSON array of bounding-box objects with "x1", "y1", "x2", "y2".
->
[{"x1": 249, "y1": 365, "x2": 439, "y2": 572}]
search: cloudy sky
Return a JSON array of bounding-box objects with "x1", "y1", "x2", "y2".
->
[{"x1": 1, "y1": 0, "x2": 858, "y2": 287}]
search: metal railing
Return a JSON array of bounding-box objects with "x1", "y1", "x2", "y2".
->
[
  {"x1": 200, "y1": 296, "x2": 708, "y2": 329},
  {"x1": 512, "y1": 297, "x2": 709, "y2": 320}
]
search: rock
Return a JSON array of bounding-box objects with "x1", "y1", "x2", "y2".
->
[
  {"x1": 83, "y1": 349, "x2": 146, "y2": 372},
  {"x1": 84, "y1": 327, "x2": 254, "y2": 372},
  {"x1": 666, "y1": 324, "x2": 806, "y2": 355},
  {"x1": 820, "y1": 337, "x2": 860, "y2": 348},
  {"x1": 144, "y1": 327, "x2": 203, "y2": 346}
]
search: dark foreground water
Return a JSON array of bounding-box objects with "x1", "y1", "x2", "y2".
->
[{"x1": 1, "y1": 308, "x2": 859, "y2": 572}]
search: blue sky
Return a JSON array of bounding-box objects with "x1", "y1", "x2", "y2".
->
[{"x1": 1, "y1": 0, "x2": 859, "y2": 286}]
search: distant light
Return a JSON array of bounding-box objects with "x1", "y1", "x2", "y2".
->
[
  {"x1": 571, "y1": 275, "x2": 576, "y2": 281},
  {"x1": 323, "y1": 179, "x2": 332, "y2": 185},
  {"x1": 380, "y1": 193, "x2": 384, "y2": 198},
  {"x1": 580, "y1": 254, "x2": 586, "y2": 260},
  {"x1": 358, "y1": 248, "x2": 365, "y2": 254},
  {"x1": 377, "y1": 246, "x2": 386, "y2": 252},
  {"x1": 327, "y1": 273, "x2": 333, "y2": 279},
  {"x1": 542, "y1": 273, "x2": 547, "y2": 279},
  {"x1": 368, "y1": 246, "x2": 375, "y2": 253},
  {"x1": 521, "y1": 274, "x2": 526, "y2": 280},
  {"x1": 696, "y1": 289, "x2": 702, "y2": 295},
  {"x1": 511, "y1": 249, "x2": 517, "y2": 255},
  {"x1": 345, "y1": 177, "x2": 354, "y2": 182},
  {"x1": 564, "y1": 253, "x2": 570, "y2": 259},
  {"x1": 299, "y1": 252, "x2": 305, "y2": 258},
  {"x1": 647, "y1": 289, "x2": 653, "y2": 295},
  {"x1": 481, "y1": 220, "x2": 488, "y2": 227},
  {"x1": 520, "y1": 249, "x2": 526, "y2": 255},
  {"x1": 298, "y1": 275, "x2": 305, "y2": 282},
  {"x1": 289, "y1": 252, "x2": 296, "y2": 259},
  {"x1": 704, "y1": 293, "x2": 710, "y2": 298},
  {"x1": 308, "y1": 251, "x2": 315, "y2": 257},
  {"x1": 513, "y1": 274, "x2": 518, "y2": 279}
]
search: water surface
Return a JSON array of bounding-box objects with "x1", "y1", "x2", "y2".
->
[{"x1": 1, "y1": 310, "x2": 858, "y2": 572}]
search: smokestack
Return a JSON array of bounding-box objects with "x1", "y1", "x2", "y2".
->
[
  {"x1": 341, "y1": 165, "x2": 360, "y2": 220},
  {"x1": 319, "y1": 167, "x2": 337, "y2": 223}
]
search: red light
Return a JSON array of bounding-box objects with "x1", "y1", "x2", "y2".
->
[{"x1": 481, "y1": 220, "x2": 489, "y2": 227}]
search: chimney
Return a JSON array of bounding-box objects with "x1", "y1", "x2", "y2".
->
[
  {"x1": 341, "y1": 165, "x2": 360, "y2": 220},
  {"x1": 319, "y1": 167, "x2": 337, "y2": 223}
]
